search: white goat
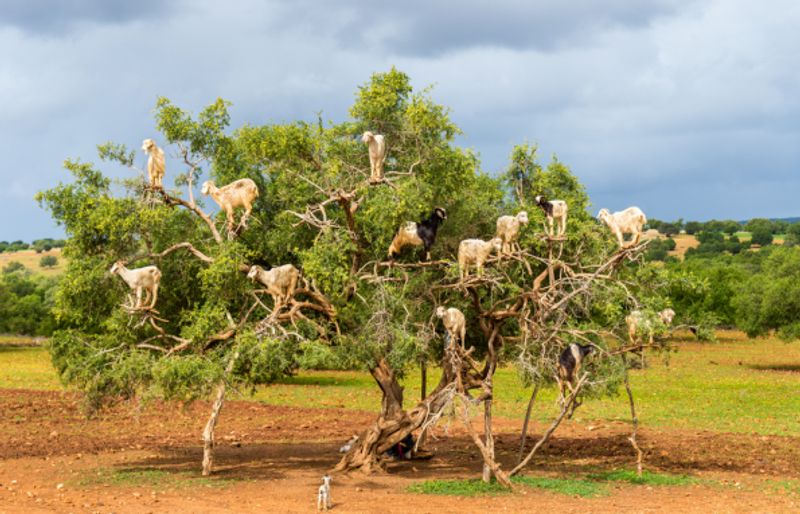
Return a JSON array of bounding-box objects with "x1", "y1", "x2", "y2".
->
[
  {"x1": 435, "y1": 306, "x2": 466, "y2": 348},
  {"x1": 458, "y1": 237, "x2": 502, "y2": 279},
  {"x1": 495, "y1": 211, "x2": 529, "y2": 254},
  {"x1": 597, "y1": 207, "x2": 647, "y2": 248},
  {"x1": 109, "y1": 261, "x2": 161, "y2": 309},
  {"x1": 339, "y1": 434, "x2": 359, "y2": 453},
  {"x1": 142, "y1": 139, "x2": 165, "y2": 189},
  {"x1": 362, "y1": 131, "x2": 387, "y2": 183},
  {"x1": 317, "y1": 474, "x2": 332, "y2": 511},
  {"x1": 626, "y1": 308, "x2": 675, "y2": 346},
  {"x1": 247, "y1": 264, "x2": 300, "y2": 310},
  {"x1": 534, "y1": 196, "x2": 568, "y2": 237},
  {"x1": 201, "y1": 178, "x2": 259, "y2": 233}
]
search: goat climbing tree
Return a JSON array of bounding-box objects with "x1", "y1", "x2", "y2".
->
[{"x1": 38, "y1": 68, "x2": 681, "y2": 481}]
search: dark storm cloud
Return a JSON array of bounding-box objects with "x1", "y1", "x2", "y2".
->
[
  {"x1": 1, "y1": 0, "x2": 800, "y2": 240},
  {"x1": 285, "y1": 0, "x2": 685, "y2": 56},
  {"x1": 0, "y1": 0, "x2": 172, "y2": 34}
]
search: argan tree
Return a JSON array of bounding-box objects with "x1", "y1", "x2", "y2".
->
[{"x1": 38, "y1": 68, "x2": 677, "y2": 482}]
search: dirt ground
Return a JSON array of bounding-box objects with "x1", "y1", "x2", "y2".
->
[{"x1": 1, "y1": 390, "x2": 798, "y2": 513}]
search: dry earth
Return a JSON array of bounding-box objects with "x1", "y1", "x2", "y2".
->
[{"x1": 1, "y1": 390, "x2": 798, "y2": 513}]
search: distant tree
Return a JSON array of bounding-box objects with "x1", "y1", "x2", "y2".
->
[
  {"x1": 734, "y1": 247, "x2": 800, "y2": 340},
  {"x1": 744, "y1": 218, "x2": 774, "y2": 234},
  {"x1": 684, "y1": 221, "x2": 703, "y2": 235},
  {"x1": 40, "y1": 255, "x2": 58, "y2": 268},
  {"x1": 772, "y1": 220, "x2": 790, "y2": 235},
  {"x1": 722, "y1": 220, "x2": 741, "y2": 235},
  {"x1": 750, "y1": 226, "x2": 773, "y2": 246},
  {"x1": 659, "y1": 222, "x2": 680, "y2": 237},
  {"x1": 697, "y1": 231, "x2": 724, "y2": 244}
]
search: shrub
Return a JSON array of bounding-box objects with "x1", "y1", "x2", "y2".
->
[
  {"x1": 40, "y1": 255, "x2": 58, "y2": 268},
  {"x1": 2, "y1": 261, "x2": 26, "y2": 274}
]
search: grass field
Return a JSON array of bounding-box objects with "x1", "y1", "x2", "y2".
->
[
  {"x1": 2, "y1": 330, "x2": 799, "y2": 437},
  {"x1": 0, "y1": 248, "x2": 64, "y2": 276}
]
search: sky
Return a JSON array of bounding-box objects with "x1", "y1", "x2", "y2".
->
[{"x1": 1, "y1": 0, "x2": 799, "y2": 241}]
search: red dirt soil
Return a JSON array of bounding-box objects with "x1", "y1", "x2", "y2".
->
[{"x1": 1, "y1": 389, "x2": 797, "y2": 513}]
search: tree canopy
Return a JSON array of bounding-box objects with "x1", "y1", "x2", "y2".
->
[{"x1": 38, "y1": 68, "x2": 688, "y2": 481}]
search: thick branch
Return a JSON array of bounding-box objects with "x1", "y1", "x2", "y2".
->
[{"x1": 157, "y1": 189, "x2": 223, "y2": 243}]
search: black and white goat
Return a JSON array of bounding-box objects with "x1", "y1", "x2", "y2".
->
[
  {"x1": 534, "y1": 195, "x2": 568, "y2": 237},
  {"x1": 387, "y1": 207, "x2": 447, "y2": 261},
  {"x1": 556, "y1": 343, "x2": 594, "y2": 405}
]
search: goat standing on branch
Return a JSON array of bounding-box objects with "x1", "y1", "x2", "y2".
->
[
  {"x1": 458, "y1": 237, "x2": 502, "y2": 279},
  {"x1": 247, "y1": 264, "x2": 300, "y2": 310},
  {"x1": 387, "y1": 207, "x2": 447, "y2": 261},
  {"x1": 362, "y1": 131, "x2": 387, "y2": 183},
  {"x1": 142, "y1": 139, "x2": 165, "y2": 189},
  {"x1": 201, "y1": 178, "x2": 259, "y2": 235},
  {"x1": 495, "y1": 211, "x2": 529, "y2": 254},
  {"x1": 110, "y1": 261, "x2": 161, "y2": 309},
  {"x1": 556, "y1": 343, "x2": 594, "y2": 406},
  {"x1": 435, "y1": 306, "x2": 466, "y2": 348},
  {"x1": 534, "y1": 195, "x2": 568, "y2": 237},
  {"x1": 597, "y1": 206, "x2": 647, "y2": 248}
]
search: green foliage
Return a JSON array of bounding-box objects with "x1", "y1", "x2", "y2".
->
[
  {"x1": 684, "y1": 221, "x2": 702, "y2": 235},
  {"x1": 40, "y1": 255, "x2": 58, "y2": 268},
  {"x1": 0, "y1": 240, "x2": 31, "y2": 253},
  {"x1": 0, "y1": 269, "x2": 58, "y2": 335},
  {"x1": 733, "y1": 246, "x2": 800, "y2": 339},
  {"x1": 645, "y1": 238, "x2": 676, "y2": 261},
  {"x1": 3, "y1": 261, "x2": 25, "y2": 274},
  {"x1": 750, "y1": 225, "x2": 773, "y2": 246}
]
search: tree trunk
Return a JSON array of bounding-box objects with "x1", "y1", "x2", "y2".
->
[
  {"x1": 335, "y1": 358, "x2": 454, "y2": 473},
  {"x1": 517, "y1": 383, "x2": 539, "y2": 464},
  {"x1": 201, "y1": 350, "x2": 239, "y2": 476},
  {"x1": 202, "y1": 380, "x2": 227, "y2": 476},
  {"x1": 482, "y1": 389, "x2": 494, "y2": 482},
  {"x1": 622, "y1": 357, "x2": 644, "y2": 477}
]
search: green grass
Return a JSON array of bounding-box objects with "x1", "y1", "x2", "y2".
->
[
  {"x1": 512, "y1": 476, "x2": 608, "y2": 497},
  {"x1": 3, "y1": 332, "x2": 800, "y2": 436},
  {"x1": 0, "y1": 248, "x2": 64, "y2": 276},
  {"x1": 249, "y1": 333, "x2": 800, "y2": 436},
  {"x1": 76, "y1": 468, "x2": 234, "y2": 489},
  {"x1": 407, "y1": 478, "x2": 509, "y2": 496},
  {"x1": 0, "y1": 344, "x2": 61, "y2": 390},
  {"x1": 765, "y1": 479, "x2": 800, "y2": 497},
  {"x1": 408, "y1": 469, "x2": 698, "y2": 497},
  {"x1": 587, "y1": 469, "x2": 697, "y2": 486}
]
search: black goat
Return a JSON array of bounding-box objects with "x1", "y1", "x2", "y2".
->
[
  {"x1": 556, "y1": 343, "x2": 594, "y2": 404},
  {"x1": 387, "y1": 207, "x2": 447, "y2": 261}
]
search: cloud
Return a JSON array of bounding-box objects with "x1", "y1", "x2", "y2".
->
[
  {"x1": 1, "y1": 0, "x2": 800, "y2": 240},
  {"x1": 280, "y1": 0, "x2": 687, "y2": 57},
  {"x1": 0, "y1": 0, "x2": 173, "y2": 34}
]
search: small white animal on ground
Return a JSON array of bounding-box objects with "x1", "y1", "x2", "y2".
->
[{"x1": 317, "y1": 474, "x2": 332, "y2": 511}]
